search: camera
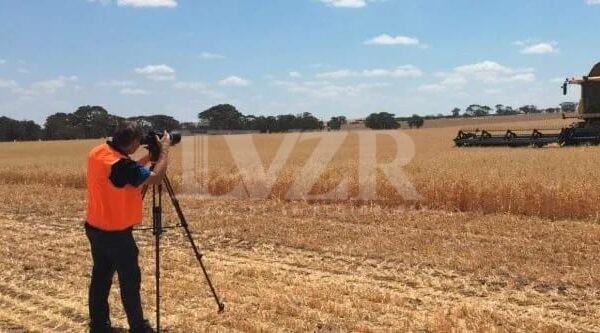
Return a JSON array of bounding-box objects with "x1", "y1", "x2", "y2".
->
[
  {"x1": 141, "y1": 130, "x2": 182, "y2": 160},
  {"x1": 140, "y1": 130, "x2": 182, "y2": 147}
]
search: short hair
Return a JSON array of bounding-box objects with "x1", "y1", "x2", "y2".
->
[{"x1": 111, "y1": 121, "x2": 143, "y2": 148}]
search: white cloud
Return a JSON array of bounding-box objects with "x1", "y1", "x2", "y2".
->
[
  {"x1": 454, "y1": 61, "x2": 513, "y2": 76},
  {"x1": 218, "y1": 76, "x2": 251, "y2": 87},
  {"x1": 117, "y1": 0, "x2": 176, "y2": 7},
  {"x1": 88, "y1": 0, "x2": 112, "y2": 5},
  {"x1": 89, "y1": 0, "x2": 176, "y2": 7},
  {"x1": 31, "y1": 75, "x2": 78, "y2": 94},
  {"x1": 417, "y1": 75, "x2": 467, "y2": 93},
  {"x1": 135, "y1": 64, "x2": 175, "y2": 75},
  {"x1": 0, "y1": 59, "x2": 6, "y2": 65},
  {"x1": 550, "y1": 77, "x2": 566, "y2": 83},
  {"x1": 135, "y1": 64, "x2": 176, "y2": 81},
  {"x1": 419, "y1": 61, "x2": 536, "y2": 93},
  {"x1": 319, "y1": 0, "x2": 369, "y2": 8},
  {"x1": 173, "y1": 81, "x2": 207, "y2": 90},
  {"x1": 316, "y1": 65, "x2": 422, "y2": 79},
  {"x1": 173, "y1": 81, "x2": 225, "y2": 99},
  {"x1": 520, "y1": 42, "x2": 557, "y2": 54},
  {"x1": 0, "y1": 79, "x2": 18, "y2": 88},
  {"x1": 289, "y1": 71, "x2": 302, "y2": 78},
  {"x1": 274, "y1": 80, "x2": 388, "y2": 98},
  {"x1": 454, "y1": 61, "x2": 535, "y2": 82},
  {"x1": 11, "y1": 87, "x2": 36, "y2": 97},
  {"x1": 509, "y1": 73, "x2": 536, "y2": 81},
  {"x1": 586, "y1": 0, "x2": 600, "y2": 4},
  {"x1": 199, "y1": 52, "x2": 225, "y2": 60},
  {"x1": 99, "y1": 80, "x2": 135, "y2": 87},
  {"x1": 417, "y1": 84, "x2": 445, "y2": 93},
  {"x1": 364, "y1": 34, "x2": 420, "y2": 46},
  {"x1": 484, "y1": 89, "x2": 502, "y2": 95},
  {"x1": 17, "y1": 68, "x2": 30, "y2": 74},
  {"x1": 148, "y1": 75, "x2": 175, "y2": 81},
  {"x1": 120, "y1": 88, "x2": 149, "y2": 95}
]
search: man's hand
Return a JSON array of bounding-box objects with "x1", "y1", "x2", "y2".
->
[
  {"x1": 142, "y1": 131, "x2": 171, "y2": 186},
  {"x1": 157, "y1": 130, "x2": 172, "y2": 156}
]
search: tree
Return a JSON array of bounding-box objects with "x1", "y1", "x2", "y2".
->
[
  {"x1": 198, "y1": 104, "x2": 244, "y2": 130},
  {"x1": 451, "y1": 108, "x2": 461, "y2": 117},
  {"x1": 265, "y1": 116, "x2": 278, "y2": 132},
  {"x1": 560, "y1": 102, "x2": 577, "y2": 113},
  {"x1": 44, "y1": 112, "x2": 84, "y2": 140},
  {"x1": 129, "y1": 115, "x2": 180, "y2": 132},
  {"x1": 480, "y1": 105, "x2": 492, "y2": 116},
  {"x1": 495, "y1": 104, "x2": 505, "y2": 115},
  {"x1": 407, "y1": 114, "x2": 425, "y2": 129},
  {"x1": 180, "y1": 122, "x2": 202, "y2": 132},
  {"x1": 503, "y1": 106, "x2": 518, "y2": 115},
  {"x1": 42, "y1": 106, "x2": 122, "y2": 140},
  {"x1": 276, "y1": 114, "x2": 296, "y2": 132},
  {"x1": 465, "y1": 104, "x2": 490, "y2": 117},
  {"x1": 243, "y1": 114, "x2": 256, "y2": 130},
  {"x1": 495, "y1": 104, "x2": 519, "y2": 115},
  {"x1": 0, "y1": 117, "x2": 43, "y2": 141},
  {"x1": 327, "y1": 116, "x2": 347, "y2": 130},
  {"x1": 72, "y1": 105, "x2": 113, "y2": 138},
  {"x1": 519, "y1": 105, "x2": 539, "y2": 114},
  {"x1": 296, "y1": 112, "x2": 321, "y2": 131},
  {"x1": 464, "y1": 104, "x2": 479, "y2": 117},
  {"x1": 365, "y1": 112, "x2": 399, "y2": 129}
]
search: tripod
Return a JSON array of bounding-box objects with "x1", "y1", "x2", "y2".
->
[{"x1": 141, "y1": 175, "x2": 225, "y2": 332}]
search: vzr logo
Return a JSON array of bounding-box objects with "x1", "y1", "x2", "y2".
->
[{"x1": 181, "y1": 130, "x2": 422, "y2": 201}]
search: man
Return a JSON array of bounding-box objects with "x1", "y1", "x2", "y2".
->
[{"x1": 85, "y1": 121, "x2": 171, "y2": 333}]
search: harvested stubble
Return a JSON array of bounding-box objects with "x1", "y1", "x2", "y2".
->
[{"x1": 1, "y1": 185, "x2": 599, "y2": 332}]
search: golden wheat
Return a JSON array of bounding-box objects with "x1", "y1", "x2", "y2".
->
[{"x1": 1, "y1": 119, "x2": 597, "y2": 220}]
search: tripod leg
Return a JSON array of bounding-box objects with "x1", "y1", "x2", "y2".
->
[
  {"x1": 152, "y1": 185, "x2": 163, "y2": 332},
  {"x1": 162, "y1": 176, "x2": 225, "y2": 312}
]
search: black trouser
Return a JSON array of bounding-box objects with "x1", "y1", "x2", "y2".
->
[{"x1": 85, "y1": 223, "x2": 145, "y2": 330}]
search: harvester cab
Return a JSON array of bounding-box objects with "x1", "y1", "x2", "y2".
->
[
  {"x1": 455, "y1": 61, "x2": 600, "y2": 147},
  {"x1": 563, "y1": 62, "x2": 600, "y2": 123}
]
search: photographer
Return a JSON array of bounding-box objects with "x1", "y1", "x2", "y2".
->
[{"x1": 85, "y1": 121, "x2": 170, "y2": 333}]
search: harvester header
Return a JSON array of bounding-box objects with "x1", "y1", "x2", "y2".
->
[{"x1": 455, "y1": 61, "x2": 600, "y2": 147}]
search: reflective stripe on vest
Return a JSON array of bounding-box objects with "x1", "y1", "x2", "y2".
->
[{"x1": 86, "y1": 143, "x2": 143, "y2": 231}]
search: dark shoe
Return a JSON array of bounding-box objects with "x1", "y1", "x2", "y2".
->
[
  {"x1": 89, "y1": 320, "x2": 113, "y2": 333},
  {"x1": 129, "y1": 320, "x2": 156, "y2": 333}
]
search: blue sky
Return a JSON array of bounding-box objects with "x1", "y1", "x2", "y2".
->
[{"x1": 0, "y1": 0, "x2": 598, "y2": 124}]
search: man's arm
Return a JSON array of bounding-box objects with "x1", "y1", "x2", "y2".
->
[{"x1": 137, "y1": 154, "x2": 151, "y2": 166}]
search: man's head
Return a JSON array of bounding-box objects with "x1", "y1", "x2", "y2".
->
[{"x1": 111, "y1": 121, "x2": 143, "y2": 155}]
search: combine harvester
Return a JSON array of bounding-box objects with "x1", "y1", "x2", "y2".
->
[{"x1": 454, "y1": 62, "x2": 600, "y2": 147}]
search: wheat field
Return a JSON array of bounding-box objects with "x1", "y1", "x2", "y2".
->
[{"x1": 1, "y1": 117, "x2": 600, "y2": 332}]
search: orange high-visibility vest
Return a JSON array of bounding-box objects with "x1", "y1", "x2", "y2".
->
[{"x1": 86, "y1": 143, "x2": 144, "y2": 231}]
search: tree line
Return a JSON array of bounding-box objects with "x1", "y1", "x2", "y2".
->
[
  {"x1": 196, "y1": 104, "x2": 331, "y2": 133},
  {"x1": 0, "y1": 104, "x2": 350, "y2": 142},
  {"x1": 0, "y1": 105, "x2": 182, "y2": 142},
  {"x1": 1, "y1": 100, "x2": 577, "y2": 142},
  {"x1": 448, "y1": 102, "x2": 576, "y2": 118}
]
